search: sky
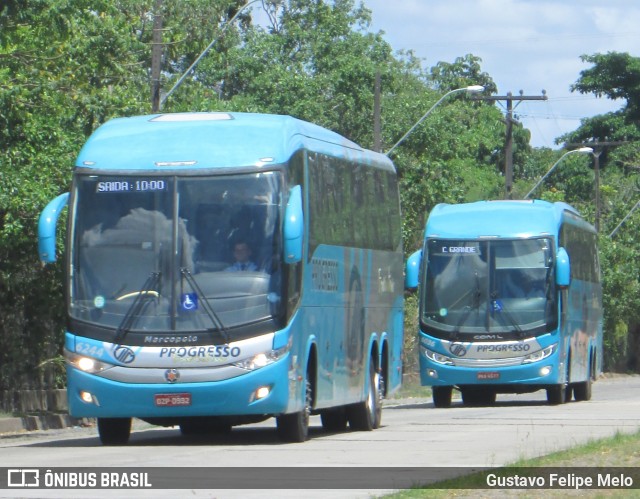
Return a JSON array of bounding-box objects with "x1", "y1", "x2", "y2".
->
[{"x1": 360, "y1": 0, "x2": 640, "y2": 149}]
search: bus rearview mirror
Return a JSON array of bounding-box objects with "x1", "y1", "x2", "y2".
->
[
  {"x1": 284, "y1": 185, "x2": 303, "y2": 264},
  {"x1": 38, "y1": 192, "x2": 70, "y2": 264},
  {"x1": 555, "y1": 247, "x2": 570, "y2": 288},
  {"x1": 405, "y1": 249, "x2": 422, "y2": 290}
]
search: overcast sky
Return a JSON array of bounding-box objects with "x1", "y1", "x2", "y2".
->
[{"x1": 360, "y1": 0, "x2": 640, "y2": 149}]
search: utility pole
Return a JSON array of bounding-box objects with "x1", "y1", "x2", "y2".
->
[
  {"x1": 150, "y1": 0, "x2": 164, "y2": 113},
  {"x1": 566, "y1": 139, "x2": 628, "y2": 232},
  {"x1": 474, "y1": 91, "x2": 548, "y2": 199},
  {"x1": 373, "y1": 71, "x2": 381, "y2": 153}
]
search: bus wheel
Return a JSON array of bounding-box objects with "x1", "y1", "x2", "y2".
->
[
  {"x1": 320, "y1": 407, "x2": 348, "y2": 432},
  {"x1": 277, "y1": 378, "x2": 312, "y2": 443},
  {"x1": 546, "y1": 383, "x2": 568, "y2": 405},
  {"x1": 97, "y1": 417, "x2": 131, "y2": 445},
  {"x1": 347, "y1": 361, "x2": 382, "y2": 431},
  {"x1": 573, "y1": 360, "x2": 593, "y2": 402},
  {"x1": 432, "y1": 386, "x2": 453, "y2": 408}
]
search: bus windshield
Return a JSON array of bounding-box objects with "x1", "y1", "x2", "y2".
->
[
  {"x1": 70, "y1": 171, "x2": 284, "y2": 336},
  {"x1": 421, "y1": 237, "x2": 557, "y2": 337}
]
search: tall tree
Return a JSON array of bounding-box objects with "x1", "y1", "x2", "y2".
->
[{"x1": 556, "y1": 52, "x2": 640, "y2": 370}]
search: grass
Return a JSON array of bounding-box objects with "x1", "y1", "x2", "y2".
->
[
  {"x1": 384, "y1": 377, "x2": 640, "y2": 497},
  {"x1": 381, "y1": 427, "x2": 640, "y2": 498},
  {"x1": 384, "y1": 431, "x2": 640, "y2": 499}
]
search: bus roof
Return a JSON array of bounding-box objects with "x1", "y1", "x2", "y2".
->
[
  {"x1": 75, "y1": 112, "x2": 394, "y2": 172},
  {"x1": 425, "y1": 200, "x2": 588, "y2": 239}
]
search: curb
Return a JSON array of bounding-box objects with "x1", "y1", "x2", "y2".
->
[{"x1": 0, "y1": 414, "x2": 92, "y2": 436}]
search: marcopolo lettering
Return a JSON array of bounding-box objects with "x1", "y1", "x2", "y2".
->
[{"x1": 144, "y1": 335, "x2": 198, "y2": 344}]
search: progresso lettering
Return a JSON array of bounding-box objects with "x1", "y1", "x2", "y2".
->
[
  {"x1": 159, "y1": 346, "x2": 241, "y2": 358},
  {"x1": 476, "y1": 344, "x2": 531, "y2": 353}
]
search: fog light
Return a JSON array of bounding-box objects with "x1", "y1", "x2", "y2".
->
[
  {"x1": 426, "y1": 369, "x2": 438, "y2": 379},
  {"x1": 255, "y1": 386, "x2": 271, "y2": 400},
  {"x1": 80, "y1": 390, "x2": 100, "y2": 405},
  {"x1": 539, "y1": 366, "x2": 552, "y2": 377}
]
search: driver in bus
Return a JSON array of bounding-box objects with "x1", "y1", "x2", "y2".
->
[{"x1": 226, "y1": 241, "x2": 258, "y2": 271}]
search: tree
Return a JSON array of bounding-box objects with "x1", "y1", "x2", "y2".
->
[
  {"x1": 556, "y1": 52, "x2": 640, "y2": 371},
  {"x1": 0, "y1": 0, "x2": 151, "y2": 390}
]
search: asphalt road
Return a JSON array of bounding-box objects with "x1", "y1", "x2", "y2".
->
[{"x1": 1, "y1": 374, "x2": 639, "y2": 498}]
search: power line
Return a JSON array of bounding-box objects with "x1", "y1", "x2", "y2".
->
[{"x1": 474, "y1": 90, "x2": 548, "y2": 199}]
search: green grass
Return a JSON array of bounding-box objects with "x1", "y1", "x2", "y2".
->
[
  {"x1": 389, "y1": 375, "x2": 432, "y2": 399},
  {"x1": 384, "y1": 377, "x2": 640, "y2": 497},
  {"x1": 382, "y1": 429, "x2": 640, "y2": 498}
]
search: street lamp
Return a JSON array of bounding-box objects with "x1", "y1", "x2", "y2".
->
[
  {"x1": 524, "y1": 147, "x2": 594, "y2": 199},
  {"x1": 384, "y1": 85, "x2": 485, "y2": 157}
]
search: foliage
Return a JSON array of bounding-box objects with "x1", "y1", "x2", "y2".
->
[
  {"x1": 0, "y1": 0, "x2": 149, "y2": 391},
  {"x1": 2, "y1": 2, "x2": 640, "y2": 396},
  {"x1": 571, "y1": 52, "x2": 640, "y2": 120}
]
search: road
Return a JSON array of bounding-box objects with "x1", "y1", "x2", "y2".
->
[{"x1": 1, "y1": 375, "x2": 639, "y2": 498}]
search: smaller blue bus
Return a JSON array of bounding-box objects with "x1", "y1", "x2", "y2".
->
[{"x1": 406, "y1": 200, "x2": 603, "y2": 407}]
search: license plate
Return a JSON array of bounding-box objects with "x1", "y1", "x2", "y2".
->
[
  {"x1": 154, "y1": 393, "x2": 192, "y2": 407},
  {"x1": 477, "y1": 371, "x2": 500, "y2": 380}
]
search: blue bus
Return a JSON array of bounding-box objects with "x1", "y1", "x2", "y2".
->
[
  {"x1": 405, "y1": 200, "x2": 602, "y2": 407},
  {"x1": 39, "y1": 112, "x2": 404, "y2": 444}
]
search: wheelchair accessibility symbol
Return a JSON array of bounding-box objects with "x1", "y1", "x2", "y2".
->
[{"x1": 180, "y1": 293, "x2": 198, "y2": 312}]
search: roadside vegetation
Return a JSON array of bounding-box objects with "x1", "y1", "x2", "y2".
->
[
  {"x1": 383, "y1": 429, "x2": 640, "y2": 498},
  {"x1": 1, "y1": 1, "x2": 639, "y2": 397}
]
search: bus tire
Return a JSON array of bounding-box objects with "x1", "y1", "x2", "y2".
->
[
  {"x1": 276, "y1": 378, "x2": 312, "y2": 443},
  {"x1": 347, "y1": 361, "x2": 382, "y2": 431},
  {"x1": 573, "y1": 354, "x2": 594, "y2": 402},
  {"x1": 432, "y1": 386, "x2": 453, "y2": 408},
  {"x1": 546, "y1": 383, "x2": 568, "y2": 405},
  {"x1": 97, "y1": 417, "x2": 131, "y2": 445}
]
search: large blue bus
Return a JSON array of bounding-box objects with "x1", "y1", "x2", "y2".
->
[
  {"x1": 406, "y1": 200, "x2": 602, "y2": 407},
  {"x1": 39, "y1": 112, "x2": 404, "y2": 444}
]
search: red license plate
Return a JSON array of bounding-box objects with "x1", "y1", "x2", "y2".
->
[
  {"x1": 477, "y1": 371, "x2": 500, "y2": 380},
  {"x1": 154, "y1": 393, "x2": 192, "y2": 407}
]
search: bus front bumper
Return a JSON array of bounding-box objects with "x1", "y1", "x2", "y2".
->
[
  {"x1": 66, "y1": 357, "x2": 290, "y2": 419},
  {"x1": 419, "y1": 354, "x2": 562, "y2": 388}
]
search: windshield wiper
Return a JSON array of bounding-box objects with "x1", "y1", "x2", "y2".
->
[
  {"x1": 114, "y1": 271, "x2": 161, "y2": 345},
  {"x1": 180, "y1": 268, "x2": 230, "y2": 343},
  {"x1": 490, "y1": 290, "x2": 525, "y2": 338},
  {"x1": 450, "y1": 271, "x2": 482, "y2": 341}
]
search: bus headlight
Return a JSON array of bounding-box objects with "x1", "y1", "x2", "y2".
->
[
  {"x1": 522, "y1": 344, "x2": 556, "y2": 364},
  {"x1": 64, "y1": 349, "x2": 114, "y2": 374},
  {"x1": 233, "y1": 345, "x2": 289, "y2": 371},
  {"x1": 422, "y1": 347, "x2": 454, "y2": 366}
]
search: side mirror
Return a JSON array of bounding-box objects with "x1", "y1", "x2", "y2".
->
[
  {"x1": 405, "y1": 249, "x2": 422, "y2": 290},
  {"x1": 555, "y1": 247, "x2": 570, "y2": 289},
  {"x1": 283, "y1": 185, "x2": 304, "y2": 264},
  {"x1": 38, "y1": 192, "x2": 70, "y2": 264}
]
